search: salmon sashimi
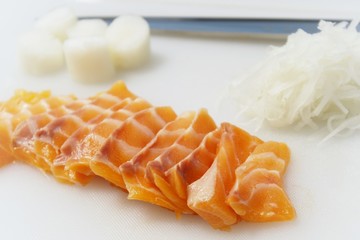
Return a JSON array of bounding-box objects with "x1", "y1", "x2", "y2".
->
[
  {"x1": 120, "y1": 111, "x2": 198, "y2": 212},
  {"x1": 144, "y1": 109, "x2": 217, "y2": 214},
  {"x1": 187, "y1": 123, "x2": 262, "y2": 230},
  {"x1": 53, "y1": 98, "x2": 152, "y2": 184},
  {"x1": 12, "y1": 81, "x2": 136, "y2": 173},
  {"x1": 12, "y1": 100, "x2": 88, "y2": 170},
  {"x1": 0, "y1": 89, "x2": 75, "y2": 167},
  {"x1": 90, "y1": 106, "x2": 177, "y2": 189},
  {"x1": 32, "y1": 82, "x2": 137, "y2": 179},
  {"x1": 51, "y1": 98, "x2": 134, "y2": 183},
  {"x1": 227, "y1": 142, "x2": 295, "y2": 222},
  {"x1": 150, "y1": 127, "x2": 221, "y2": 215},
  {"x1": 1, "y1": 80, "x2": 296, "y2": 229}
]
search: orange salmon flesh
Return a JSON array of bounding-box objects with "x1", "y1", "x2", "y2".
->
[{"x1": 0, "y1": 81, "x2": 295, "y2": 230}]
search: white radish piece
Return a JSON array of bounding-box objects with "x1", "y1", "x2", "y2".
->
[
  {"x1": 67, "y1": 19, "x2": 107, "y2": 39},
  {"x1": 106, "y1": 15, "x2": 150, "y2": 69},
  {"x1": 35, "y1": 7, "x2": 77, "y2": 41},
  {"x1": 18, "y1": 31, "x2": 64, "y2": 75},
  {"x1": 64, "y1": 37, "x2": 115, "y2": 83}
]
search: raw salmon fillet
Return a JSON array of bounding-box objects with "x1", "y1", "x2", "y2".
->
[
  {"x1": 227, "y1": 141, "x2": 295, "y2": 222},
  {"x1": 90, "y1": 106, "x2": 177, "y2": 188},
  {"x1": 0, "y1": 89, "x2": 75, "y2": 167},
  {"x1": 1, "y1": 80, "x2": 296, "y2": 230},
  {"x1": 12, "y1": 81, "x2": 136, "y2": 174},
  {"x1": 120, "y1": 111, "x2": 199, "y2": 212},
  {"x1": 53, "y1": 97, "x2": 152, "y2": 184},
  {"x1": 51, "y1": 98, "x2": 132, "y2": 183},
  {"x1": 149, "y1": 127, "x2": 221, "y2": 215},
  {"x1": 140, "y1": 109, "x2": 217, "y2": 214},
  {"x1": 12, "y1": 99, "x2": 88, "y2": 170},
  {"x1": 187, "y1": 123, "x2": 262, "y2": 230}
]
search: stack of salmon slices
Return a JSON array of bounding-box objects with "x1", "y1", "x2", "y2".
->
[{"x1": 0, "y1": 81, "x2": 295, "y2": 230}]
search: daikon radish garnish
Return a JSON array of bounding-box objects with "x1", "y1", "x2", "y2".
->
[
  {"x1": 229, "y1": 20, "x2": 360, "y2": 140},
  {"x1": 18, "y1": 11, "x2": 152, "y2": 80},
  {"x1": 64, "y1": 37, "x2": 115, "y2": 83},
  {"x1": 106, "y1": 15, "x2": 150, "y2": 69},
  {"x1": 18, "y1": 31, "x2": 64, "y2": 75},
  {"x1": 67, "y1": 19, "x2": 107, "y2": 39},
  {"x1": 35, "y1": 7, "x2": 77, "y2": 41}
]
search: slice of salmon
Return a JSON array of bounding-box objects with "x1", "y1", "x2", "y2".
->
[
  {"x1": 33, "y1": 82, "x2": 137, "y2": 180},
  {"x1": 12, "y1": 81, "x2": 136, "y2": 174},
  {"x1": 2, "y1": 80, "x2": 295, "y2": 229},
  {"x1": 149, "y1": 127, "x2": 221, "y2": 215},
  {"x1": 227, "y1": 141, "x2": 295, "y2": 222},
  {"x1": 0, "y1": 90, "x2": 63, "y2": 163},
  {"x1": 90, "y1": 106, "x2": 177, "y2": 189},
  {"x1": 0, "y1": 89, "x2": 75, "y2": 167},
  {"x1": 51, "y1": 99, "x2": 133, "y2": 183},
  {"x1": 120, "y1": 112, "x2": 196, "y2": 212},
  {"x1": 12, "y1": 100, "x2": 88, "y2": 170},
  {"x1": 187, "y1": 123, "x2": 262, "y2": 230},
  {"x1": 120, "y1": 111, "x2": 199, "y2": 213},
  {"x1": 144, "y1": 109, "x2": 217, "y2": 214},
  {"x1": 53, "y1": 98, "x2": 152, "y2": 184},
  {"x1": 50, "y1": 99, "x2": 132, "y2": 183}
]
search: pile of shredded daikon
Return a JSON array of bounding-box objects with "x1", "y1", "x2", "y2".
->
[{"x1": 229, "y1": 20, "x2": 360, "y2": 141}]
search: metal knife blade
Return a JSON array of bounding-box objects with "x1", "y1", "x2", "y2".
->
[{"x1": 82, "y1": 17, "x2": 351, "y2": 37}]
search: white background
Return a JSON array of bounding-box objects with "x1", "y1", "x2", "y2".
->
[{"x1": 1, "y1": 1, "x2": 360, "y2": 239}]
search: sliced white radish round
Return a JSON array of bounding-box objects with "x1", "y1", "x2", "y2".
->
[
  {"x1": 35, "y1": 7, "x2": 77, "y2": 41},
  {"x1": 18, "y1": 30, "x2": 64, "y2": 75},
  {"x1": 67, "y1": 19, "x2": 107, "y2": 39},
  {"x1": 106, "y1": 15, "x2": 150, "y2": 69},
  {"x1": 64, "y1": 37, "x2": 115, "y2": 83}
]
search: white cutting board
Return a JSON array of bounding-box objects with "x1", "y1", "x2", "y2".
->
[{"x1": 1, "y1": 1, "x2": 360, "y2": 240}]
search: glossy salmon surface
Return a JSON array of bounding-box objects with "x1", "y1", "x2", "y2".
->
[
  {"x1": 227, "y1": 142, "x2": 295, "y2": 222},
  {"x1": 143, "y1": 109, "x2": 217, "y2": 214},
  {"x1": 90, "y1": 106, "x2": 177, "y2": 188},
  {"x1": 12, "y1": 100, "x2": 88, "y2": 170},
  {"x1": 187, "y1": 123, "x2": 262, "y2": 229},
  {"x1": 151, "y1": 128, "x2": 221, "y2": 215},
  {"x1": 0, "y1": 90, "x2": 75, "y2": 167},
  {"x1": 12, "y1": 81, "x2": 136, "y2": 175},
  {"x1": 53, "y1": 98, "x2": 151, "y2": 184},
  {"x1": 120, "y1": 111, "x2": 197, "y2": 212},
  {"x1": 0, "y1": 81, "x2": 295, "y2": 230}
]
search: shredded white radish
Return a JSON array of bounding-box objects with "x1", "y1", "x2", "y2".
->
[{"x1": 229, "y1": 20, "x2": 360, "y2": 140}]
